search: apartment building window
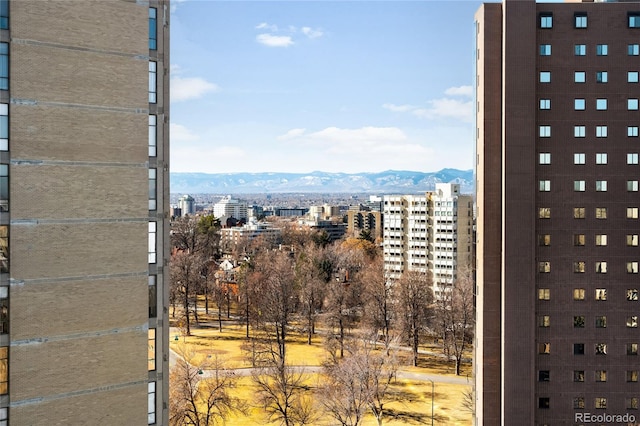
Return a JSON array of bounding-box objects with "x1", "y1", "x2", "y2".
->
[
  {"x1": 0, "y1": 0, "x2": 7, "y2": 29},
  {"x1": 539, "y1": 397, "x2": 550, "y2": 409},
  {"x1": 574, "y1": 207, "x2": 586, "y2": 219},
  {"x1": 540, "y1": 99, "x2": 551, "y2": 110},
  {"x1": 149, "y1": 61, "x2": 157, "y2": 103},
  {"x1": 0, "y1": 226, "x2": 6, "y2": 274},
  {"x1": 539, "y1": 289, "x2": 550, "y2": 300},
  {"x1": 630, "y1": 72, "x2": 639, "y2": 83},
  {"x1": 540, "y1": 13, "x2": 553, "y2": 28},
  {"x1": 574, "y1": 126, "x2": 586, "y2": 138},
  {"x1": 148, "y1": 222, "x2": 156, "y2": 264},
  {"x1": 627, "y1": 398, "x2": 639, "y2": 410},
  {"x1": 575, "y1": 13, "x2": 587, "y2": 28},
  {"x1": 596, "y1": 126, "x2": 607, "y2": 137},
  {"x1": 596, "y1": 44, "x2": 608, "y2": 56},
  {"x1": 630, "y1": 13, "x2": 640, "y2": 28},
  {"x1": 540, "y1": 72, "x2": 551, "y2": 83},
  {"x1": 0, "y1": 43, "x2": 8, "y2": 91},
  {"x1": 539, "y1": 343, "x2": 550, "y2": 354},
  {"x1": 628, "y1": 235, "x2": 639, "y2": 246},
  {"x1": 629, "y1": 126, "x2": 639, "y2": 137},
  {"x1": 539, "y1": 180, "x2": 551, "y2": 191},
  {"x1": 0, "y1": 347, "x2": 6, "y2": 395},
  {"x1": 0, "y1": 103, "x2": 8, "y2": 151},
  {"x1": 149, "y1": 115, "x2": 157, "y2": 157},
  {"x1": 575, "y1": 44, "x2": 586, "y2": 56},
  {"x1": 628, "y1": 289, "x2": 639, "y2": 300},
  {"x1": 628, "y1": 316, "x2": 639, "y2": 328},
  {"x1": 630, "y1": 99, "x2": 640, "y2": 110},
  {"x1": 595, "y1": 235, "x2": 607, "y2": 246},
  {"x1": 574, "y1": 180, "x2": 585, "y2": 191},
  {"x1": 540, "y1": 44, "x2": 551, "y2": 56},
  {"x1": 574, "y1": 397, "x2": 585, "y2": 409},
  {"x1": 630, "y1": 44, "x2": 640, "y2": 55},
  {"x1": 595, "y1": 397, "x2": 607, "y2": 409},
  {"x1": 595, "y1": 316, "x2": 607, "y2": 328},
  {"x1": 539, "y1": 153, "x2": 551, "y2": 164},
  {"x1": 595, "y1": 370, "x2": 607, "y2": 382},
  {"x1": 574, "y1": 234, "x2": 585, "y2": 246},
  {"x1": 574, "y1": 71, "x2": 586, "y2": 83},
  {"x1": 596, "y1": 180, "x2": 607, "y2": 191},
  {"x1": 596, "y1": 153, "x2": 607, "y2": 164},
  {"x1": 539, "y1": 370, "x2": 550, "y2": 381},
  {"x1": 596, "y1": 71, "x2": 607, "y2": 83},
  {"x1": 539, "y1": 316, "x2": 550, "y2": 327},
  {"x1": 595, "y1": 343, "x2": 607, "y2": 355},
  {"x1": 574, "y1": 315, "x2": 585, "y2": 328},
  {"x1": 574, "y1": 288, "x2": 585, "y2": 300},
  {"x1": 628, "y1": 371, "x2": 639, "y2": 382},
  {"x1": 629, "y1": 343, "x2": 639, "y2": 355},
  {"x1": 628, "y1": 262, "x2": 639, "y2": 274},
  {"x1": 574, "y1": 99, "x2": 585, "y2": 110},
  {"x1": 596, "y1": 99, "x2": 607, "y2": 110},
  {"x1": 539, "y1": 262, "x2": 551, "y2": 273},
  {"x1": 595, "y1": 207, "x2": 607, "y2": 219},
  {"x1": 149, "y1": 8, "x2": 157, "y2": 50},
  {"x1": 149, "y1": 275, "x2": 157, "y2": 318},
  {"x1": 539, "y1": 234, "x2": 551, "y2": 246},
  {"x1": 628, "y1": 153, "x2": 639, "y2": 164},
  {"x1": 596, "y1": 289, "x2": 607, "y2": 300},
  {"x1": 574, "y1": 370, "x2": 585, "y2": 382},
  {"x1": 628, "y1": 180, "x2": 639, "y2": 192},
  {"x1": 539, "y1": 126, "x2": 551, "y2": 137},
  {"x1": 574, "y1": 261, "x2": 586, "y2": 273},
  {"x1": 0, "y1": 287, "x2": 6, "y2": 335},
  {"x1": 596, "y1": 261, "x2": 607, "y2": 273},
  {"x1": 574, "y1": 153, "x2": 585, "y2": 164},
  {"x1": 148, "y1": 381, "x2": 156, "y2": 424},
  {"x1": 628, "y1": 207, "x2": 639, "y2": 219},
  {"x1": 574, "y1": 343, "x2": 585, "y2": 355}
]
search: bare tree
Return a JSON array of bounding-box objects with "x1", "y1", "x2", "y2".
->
[
  {"x1": 434, "y1": 269, "x2": 475, "y2": 375},
  {"x1": 170, "y1": 250, "x2": 204, "y2": 336},
  {"x1": 169, "y1": 345, "x2": 243, "y2": 426},
  {"x1": 396, "y1": 270, "x2": 434, "y2": 367},
  {"x1": 360, "y1": 256, "x2": 394, "y2": 349},
  {"x1": 295, "y1": 244, "x2": 328, "y2": 344}
]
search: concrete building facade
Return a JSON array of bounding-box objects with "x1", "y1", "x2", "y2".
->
[
  {"x1": 1, "y1": 1, "x2": 170, "y2": 424},
  {"x1": 476, "y1": 0, "x2": 640, "y2": 423}
]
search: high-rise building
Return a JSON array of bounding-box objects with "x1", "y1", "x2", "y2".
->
[
  {"x1": 0, "y1": 2, "x2": 170, "y2": 424},
  {"x1": 178, "y1": 194, "x2": 196, "y2": 217},
  {"x1": 476, "y1": 0, "x2": 640, "y2": 423},
  {"x1": 382, "y1": 183, "x2": 473, "y2": 298},
  {"x1": 213, "y1": 195, "x2": 248, "y2": 224}
]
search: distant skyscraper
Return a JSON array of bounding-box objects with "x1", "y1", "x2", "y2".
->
[
  {"x1": 476, "y1": 0, "x2": 640, "y2": 423},
  {"x1": 213, "y1": 195, "x2": 248, "y2": 223},
  {"x1": 178, "y1": 194, "x2": 196, "y2": 217},
  {"x1": 0, "y1": 1, "x2": 170, "y2": 424}
]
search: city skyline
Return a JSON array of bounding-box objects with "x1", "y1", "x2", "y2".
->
[{"x1": 170, "y1": 0, "x2": 485, "y2": 174}]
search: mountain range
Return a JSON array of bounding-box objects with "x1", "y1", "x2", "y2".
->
[{"x1": 170, "y1": 168, "x2": 474, "y2": 194}]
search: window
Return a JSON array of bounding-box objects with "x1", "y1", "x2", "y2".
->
[
  {"x1": 539, "y1": 261, "x2": 551, "y2": 273},
  {"x1": 574, "y1": 343, "x2": 585, "y2": 355},
  {"x1": 540, "y1": 99, "x2": 551, "y2": 110},
  {"x1": 596, "y1": 180, "x2": 607, "y2": 191},
  {"x1": 596, "y1": 71, "x2": 608, "y2": 83},
  {"x1": 628, "y1": 289, "x2": 639, "y2": 300},
  {"x1": 595, "y1": 343, "x2": 607, "y2": 355},
  {"x1": 630, "y1": 13, "x2": 640, "y2": 28},
  {"x1": 539, "y1": 153, "x2": 551, "y2": 164},
  {"x1": 629, "y1": 316, "x2": 639, "y2": 328},
  {"x1": 0, "y1": 104, "x2": 7, "y2": 151},
  {"x1": 0, "y1": 0, "x2": 7, "y2": 30},
  {"x1": 149, "y1": 7, "x2": 157, "y2": 50},
  {"x1": 629, "y1": 126, "x2": 639, "y2": 137},
  {"x1": 628, "y1": 207, "x2": 639, "y2": 219},
  {"x1": 0, "y1": 287, "x2": 6, "y2": 334},
  {"x1": 149, "y1": 61, "x2": 157, "y2": 103},
  {"x1": 596, "y1": 289, "x2": 607, "y2": 300},
  {"x1": 596, "y1": 99, "x2": 607, "y2": 110},
  {"x1": 574, "y1": 288, "x2": 585, "y2": 300},
  {"x1": 539, "y1": 343, "x2": 550, "y2": 354},
  {"x1": 148, "y1": 381, "x2": 156, "y2": 425},
  {"x1": 574, "y1": 315, "x2": 585, "y2": 328},
  {"x1": 595, "y1": 397, "x2": 607, "y2": 409},
  {"x1": 630, "y1": 99, "x2": 640, "y2": 110},
  {"x1": 628, "y1": 153, "x2": 639, "y2": 164},
  {"x1": 630, "y1": 72, "x2": 639, "y2": 83},
  {"x1": 539, "y1": 180, "x2": 551, "y2": 191},
  {"x1": 574, "y1": 370, "x2": 585, "y2": 382},
  {"x1": 629, "y1": 343, "x2": 639, "y2": 355},
  {"x1": 574, "y1": 153, "x2": 585, "y2": 165},
  {"x1": 595, "y1": 208, "x2": 607, "y2": 219},
  {"x1": 574, "y1": 99, "x2": 585, "y2": 110},
  {"x1": 574, "y1": 234, "x2": 585, "y2": 246},
  {"x1": 149, "y1": 115, "x2": 157, "y2": 157},
  {"x1": 596, "y1": 153, "x2": 607, "y2": 164},
  {"x1": 631, "y1": 44, "x2": 640, "y2": 55},
  {"x1": 149, "y1": 275, "x2": 157, "y2": 318},
  {"x1": 148, "y1": 221, "x2": 156, "y2": 264},
  {"x1": 149, "y1": 168, "x2": 156, "y2": 211},
  {"x1": 539, "y1": 315, "x2": 550, "y2": 327},
  {"x1": 575, "y1": 13, "x2": 587, "y2": 28},
  {"x1": 539, "y1": 126, "x2": 551, "y2": 137},
  {"x1": 0, "y1": 43, "x2": 7, "y2": 91},
  {"x1": 595, "y1": 316, "x2": 607, "y2": 328},
  {"x1": 574, "y1": 71, "x2": 586, "y2": 83},
  {"x1": 0, "y1": 347, "x2": 6, "y2": 395},
  {"x1": 596, "y1": 44, "x2": 608, "y2": 56},
  {"x1": 574, "y1": 397, "x2": 585, "y2": 409},
  {"x1": 595, "y1": 370, "x2": 607, "y2": 382},
  {"x1": 627, "y1": 398, "x2": 639, "y2": 410},
  {"x1": 596, "y1": 126, "x2": 607, "y2": 137},
  {"x1": 628, "y1": 235, "x2": 639, "y2": 246},
  {"x1": 628, "y1": 180, "x2": 639, "y2": 192},
  {"x1": 539, "y1": 207, "x2": 551, "y2": 218},
  {"x1": 574, "y1": 261, "x2": 586, "y2": 273},
  {"x1": 539, "y1": 397, "x2": 550, "y2": 409},
  {"x1": 539, "y1": 288, "x2": 550, "y2": 300},
  {"x1": 540, "y1": 13, "x2": 552, "y2": 28},
  {"x1": 596, "y1": 261, "x2": 607, "y2": 273},
  {"x1": 595, "y1": 235, "x2": 607, "y2": 246},
  {"x1": 0, "y1": 226, "x2": 7, "y2": 274},
  {"x1": 574, "y1": 207, "x2": 586, "y2": 219},
  {"x1": 540, "y1": 44, "x2": 551, "y2": 56},
  {"x1": 539, "y1": 370, "x2": 550, "y2": 381},
  {"x1": 575, "y1": 44, "x2": 586, "y2": 56},
  {"x1": 629, "y1": 262, "x2": 639, "y2": 274},
  {"x1": 148, "y1": 328, "x2": 156, "y2": 371},
  {"x1": 628, "y1": 371, "x2": 639, "y2": 382},
  {"x1": 574, "y1": 126, "x2": 586, "y2": 138},
  {"x1": 540, "y1": 72, "x2": 551, "y2": 83},
  {"x1": 574, "y1": 180, "x2": 585, "y2": 191},
  {"x1": 539, "y1": 234, "x2": 551, "y2": 246}
]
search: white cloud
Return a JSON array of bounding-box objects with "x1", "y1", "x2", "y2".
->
[
  {"x1": 301, "y1": 27, "x2": 324, "y2": 39},
  {"x1": 256, "y1": 33, "x2": 294, "y2": 47},
  {"x1": 444, "y1": 85, "x2": 473, "y2": 97},
  {"x1": 255, "y1": 22, "x2": 278, "y2": 31},
  {"x1": 170, "y1": 123, "x2": 200, "y2": 142},
  {"x1": 170, "y1": 0, "x2": 188, "y2": 14},
  {"x1": 382, "y1": 103, "x2": 415, "y2": 112},
  {"x1": 171, "y1": 76, "x2": 219, "y2": 102},
  {"x1": 277, "y1": 128, "x2": 307, "y2": 140}
]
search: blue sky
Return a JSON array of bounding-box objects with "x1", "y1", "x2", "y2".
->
[{"x1": 170, "y1": 1, "x2": 489, "y2": 174}]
